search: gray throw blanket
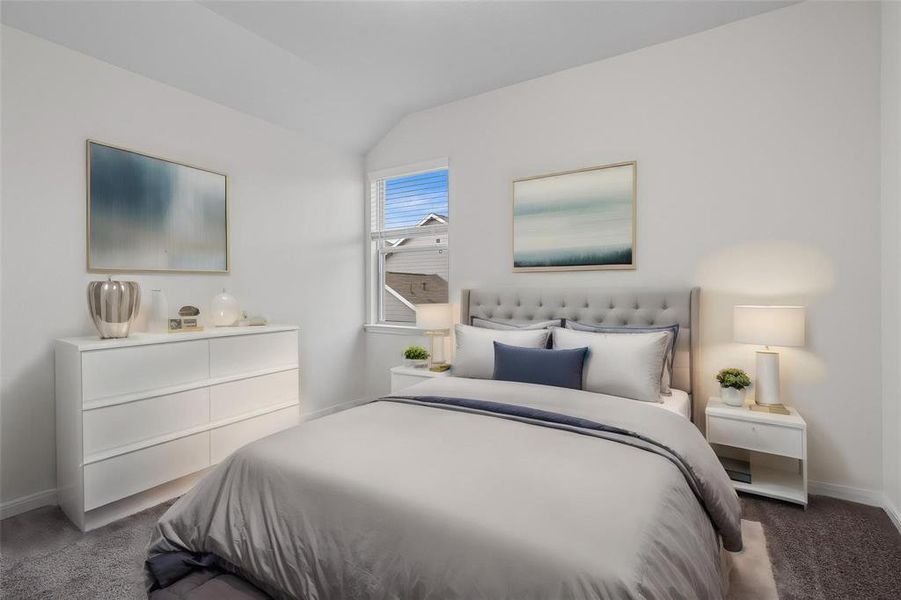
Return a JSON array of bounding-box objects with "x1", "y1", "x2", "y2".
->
[{"x1": 147, "y1": 377, "x2": 742, "y2": 599}]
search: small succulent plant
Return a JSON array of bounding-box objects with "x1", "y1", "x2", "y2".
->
[
  {"x1": 716, "y1": 368, "x2": 752, "y2": 390},
  {"x1": 403, "y1": 345, "x2": 430, "y2": 360}
]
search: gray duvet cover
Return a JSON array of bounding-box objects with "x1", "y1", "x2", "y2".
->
[{"x1": 147, "y1": 377, "x2": 742, "y2": 600}]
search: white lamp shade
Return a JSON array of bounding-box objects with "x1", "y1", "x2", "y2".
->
[
  {"x1": 415, "y1": 303, "x2": 452, "y2": 331},
  {"x1": 733, "y1": 305, "x2": 805, "y2": 347}
]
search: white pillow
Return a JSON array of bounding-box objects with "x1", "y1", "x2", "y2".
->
[
  {"x1": 453, "y1": 324, "x2": 550, "y2": 379},
  {"x1": 552, "y1": 327, "x2": 669, "y2": 403}
]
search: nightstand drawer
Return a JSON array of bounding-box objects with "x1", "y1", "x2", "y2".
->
[
  {"x1": 707, "y1": 415, "x2": 803, "y2": 459},
  {"x1": 389, "y1": 366, "x2": 449, "y2": 394},
  {"x1": 390, "y1": 373, "x2": 425, "y2": 393}
]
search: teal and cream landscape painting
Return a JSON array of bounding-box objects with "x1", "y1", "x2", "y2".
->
[
  {"x1": 513, "y1": 162, "x2": 635, "y2": 271},
  {"x1": 88, "y1": 141, "x2": 228, "y2": 272}
]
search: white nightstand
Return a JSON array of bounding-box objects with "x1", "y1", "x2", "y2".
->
[
  {"x1": 389, "y1": 365, "x2": 450, "y2": 393},
  {"x1": 706, "y1": 398, "x2": 807, "y2": 506}
]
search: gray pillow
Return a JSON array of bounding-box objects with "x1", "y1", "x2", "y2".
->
[
  {"x1": 552, "y1": 327, "x2": 669, "y2": 403},
  {"x1": 471, "y1": 317, "x2": 563, "y2": 331},
  {"x1": 453, "y1": 324, "x2": 550, "y2": 380},
  {"x1": 565, "y1": 322, "x2": 679, "y2": 395}
]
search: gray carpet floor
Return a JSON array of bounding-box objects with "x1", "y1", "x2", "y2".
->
[{"x1": 1, "y1": 494, "x2": 899, "y2": 599}]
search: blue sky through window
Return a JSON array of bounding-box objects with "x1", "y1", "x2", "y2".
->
[{"x1": 384, "y1": 169, "x2": 448, "y2": 229}]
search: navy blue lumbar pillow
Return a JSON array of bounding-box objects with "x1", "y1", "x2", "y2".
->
[{"x1": 492, "y1": 341, "x2": 588, "y2": 390}]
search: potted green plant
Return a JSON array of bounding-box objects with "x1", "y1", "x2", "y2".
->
[
  {"x1": 716, "y1": 368, "x2": 752, "y2": 407},
  {"x1": 403, "y1": 345, "x2": 430, "y2": 368}
]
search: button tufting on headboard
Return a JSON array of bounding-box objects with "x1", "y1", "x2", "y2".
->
[{"x1": 462, "y1": 287, "x2": 701, "y2": 423}]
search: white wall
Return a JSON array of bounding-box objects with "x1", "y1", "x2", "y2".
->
[
  {"x1": 882, "y1": 0, "x2": 901, "y2": 519},
  {"x1": 366, "y1": 2, "x2": 883, "y2": 493},
  {"x1": 0, "y1": 27, "x2": 365, "y2": 506}
]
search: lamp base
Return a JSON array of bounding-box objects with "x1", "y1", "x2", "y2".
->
[
  {"x1": 755, "y1": 350, "x2": 781, "y2": 406},
  {"x1": 425, "y1": 331, "x2": 447, "y2": 371}
]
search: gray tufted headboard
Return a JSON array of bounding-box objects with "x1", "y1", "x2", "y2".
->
[{"x1": 460, "y1": 287, "x2": 701, "y2": 421}]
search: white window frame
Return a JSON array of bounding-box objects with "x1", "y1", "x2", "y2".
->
[{"x1": 365, "y1": 158, "x2": 449, "y2": 331}]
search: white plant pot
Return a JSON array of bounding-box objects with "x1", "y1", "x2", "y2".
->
[
  {"x1": 405, "y1": 359, "x2": 428, "y2": 369},
  {"x1": 721, "y1": 387, "x2": 747, "y2": 407}
]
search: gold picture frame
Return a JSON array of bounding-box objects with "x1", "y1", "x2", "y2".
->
[
  {"x1": 86, "y1": 139, "x2": 230, "y2": 274},
  {"x1": 512, "y1": 161, "x2": 637, "y2": 272}
]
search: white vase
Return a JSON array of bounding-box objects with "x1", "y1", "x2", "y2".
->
[
  {"x1": 721, "y1": 387, "x2": 747, "y2": 407},
  {"x1": 210, "y1": 289, "x2": 240, "y2": 327},
  {"x1": 147, "y1": 289, "x2": 169, "y2": 333}
]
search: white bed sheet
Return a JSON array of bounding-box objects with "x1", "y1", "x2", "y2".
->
[{"x1": 659, "y1": 388, "x2": 691, "y2": 419}]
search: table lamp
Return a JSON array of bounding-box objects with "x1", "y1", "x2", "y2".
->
[
  {"x1": 733, "y1": 305, "x2": 805, "y2": 408},
  {"x1": 415, "y1": 303, "x2": 452, "y2": 371}
]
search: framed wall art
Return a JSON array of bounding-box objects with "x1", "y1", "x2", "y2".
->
[
  {"x1": 512, "y1": 161, "x2": 636, "y2": 272},
  {"x1": 87, "y1": 140, "x2": 229, "y2": 273}
]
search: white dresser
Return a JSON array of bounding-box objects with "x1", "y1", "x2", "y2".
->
[{"x1": 55, "y1": 325, "x2": 301, "y2": 530}]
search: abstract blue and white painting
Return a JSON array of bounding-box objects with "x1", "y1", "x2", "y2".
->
[
  {"x1": 513, "y1": 162, "x2": 635, "y2": 271},
  {"x1": 88, "y1": 141, "x2": 228, "y2": 272}
]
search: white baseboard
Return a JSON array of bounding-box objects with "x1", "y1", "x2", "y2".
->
[
  {"x1": 0, "y1": 488, "x2": 58, "y2": 520},
  {"x1": 809, "y1": 480, "x2": 901, "y2": 534},
  {"x1": 809, "y1": 480, "x2": 885, "y2": 506},
  {"x1": 883, "y1": 496, "x2": 901, "y2": 534}
]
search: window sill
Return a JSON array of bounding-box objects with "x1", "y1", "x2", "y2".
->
[{"x1": 363, "y1": 323, "x2": 427, "y2": 335}]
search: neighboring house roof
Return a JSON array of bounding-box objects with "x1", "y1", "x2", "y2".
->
[
  {"x1": 385, "y1": 272, "x2": 448, "y2": 306},
  {"x1": 388, "y1": 213, "x2": 448, "y2": 248}
]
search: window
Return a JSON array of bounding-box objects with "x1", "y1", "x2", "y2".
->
[{"x1": 368, "y1": 162, "x2": 449, "y2": 325}]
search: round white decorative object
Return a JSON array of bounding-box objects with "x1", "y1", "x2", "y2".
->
[
  {"x1": 147, "y1": 289, "x2": 169, "y2": 333},
  {"x1": 210, "y1": 290, "x2": 240, "y2": 327},
  {"x1": 721, "y1": 386, "x2": 746, "y2": 407}
]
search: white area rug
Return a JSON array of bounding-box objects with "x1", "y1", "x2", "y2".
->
[{"x1": 726, "y1": 519, "x2": 779, "y2": 600}]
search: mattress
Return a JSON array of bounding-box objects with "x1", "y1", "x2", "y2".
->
[{"x1": 660, "y1": 388, "x2": 691, "y2": 419}]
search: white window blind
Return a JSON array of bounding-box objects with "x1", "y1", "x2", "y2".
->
[{"x1": 369, "y1": 166, "x2": 449, "y2": 324}]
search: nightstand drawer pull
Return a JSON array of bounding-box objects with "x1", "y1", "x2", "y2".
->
[{"x1": 707, "y1": 417, "x2": 803, "y2": 459}]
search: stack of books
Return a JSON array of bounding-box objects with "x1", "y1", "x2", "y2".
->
[{"x1": 719, "y1": 457, "x2": 752, "y2": 484}]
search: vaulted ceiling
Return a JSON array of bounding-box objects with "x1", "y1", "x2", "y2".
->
[{"x1": 2, "y1": 1, "x2": 793, "y2": 153}]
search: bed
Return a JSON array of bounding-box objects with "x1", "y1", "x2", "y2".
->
[{"x1": 146, "y1": 287, "x2": 742, "y2": 600}]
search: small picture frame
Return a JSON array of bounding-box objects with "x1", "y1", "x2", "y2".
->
[{"x1": 168, "y1": 318, "x2": 203, "y2": 333}]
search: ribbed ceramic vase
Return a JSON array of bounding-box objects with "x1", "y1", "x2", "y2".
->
[{"x1": 87, "y1": 278, "x2": 141, "y2": 339}]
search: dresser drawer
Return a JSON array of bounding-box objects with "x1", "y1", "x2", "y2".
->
[
  {"x1": 83, "y1": 432, "x2": 210, "y2": 510},
  {"x1": 209, "y1": 331, "x2": 298, "y2": 378},
  {"x1": 83, "y1": 388, "x2": 210, "y2": 456},
  {"x1": 210, "y1": 369, "x2": 299, "y2": 421},
  {"x1": 210, "y1": 406, "x2": 300, "y2": 463},
  {"x1": 82, "y1": 340, "x2": 209, "y2": 402},
  {"x1": 707, "y1": 415, "x2": 804, "y2": 459}
]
